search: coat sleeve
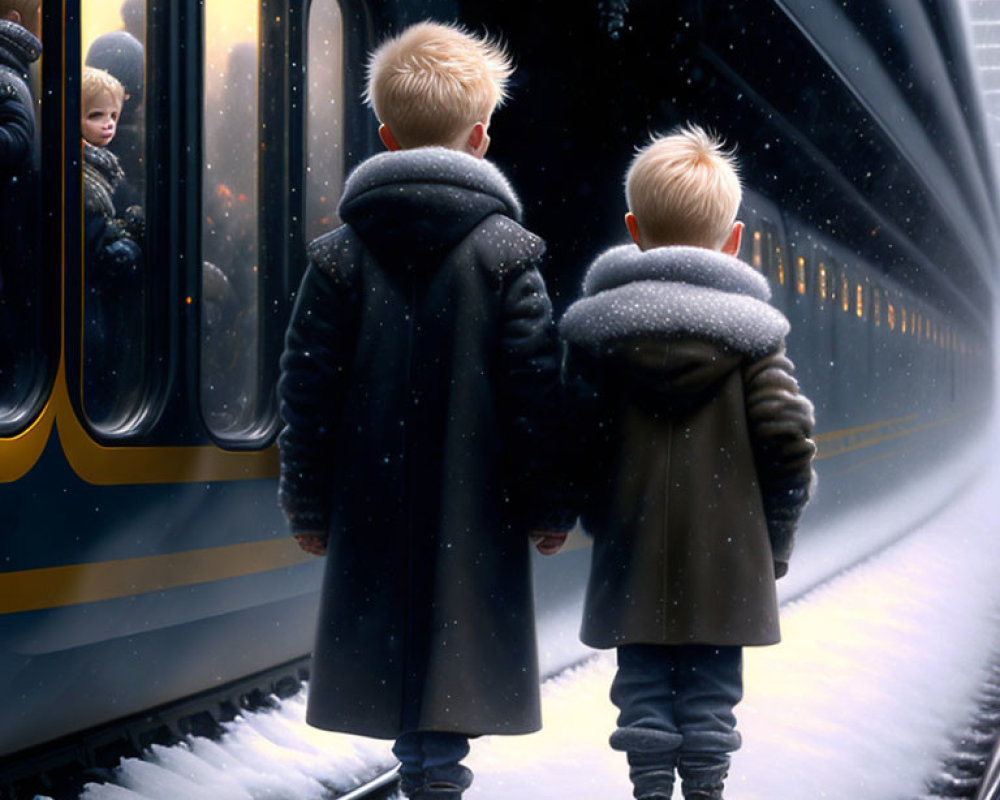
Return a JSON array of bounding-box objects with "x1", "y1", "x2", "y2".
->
[
  {"x1": 743, "y1": 347, "x2": 817, "y2": 574},
  {"x1": 496, "y1": 265, "x2": 576, "y2": 533},
  {"x1": 0, "y1": 80, "x2": 33, "y2": 176},
  {"x1": 277, "y1": 246, "x2": 359, "y2": 535}
]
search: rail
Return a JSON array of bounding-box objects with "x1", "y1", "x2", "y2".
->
[
  {"x1": 336, "y1": 765, "x2": 400, "y2": 800},
  {"x1": 976, "y1": 737, "x2": 1000, "y2": 800}
]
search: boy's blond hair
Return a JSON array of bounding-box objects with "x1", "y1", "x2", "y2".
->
[
  {"x1": 82, "y1": 66, "x2": 125, "y2": 112},
  {"x1": 626, "y1": 124, "x2": 742, "y2": 250},
  {"x1": 0, "y1": 0, "x2": 40, "y2": 20},
  {"x1": 364, "y1": 21, "x2": 512, "y2": 148}
]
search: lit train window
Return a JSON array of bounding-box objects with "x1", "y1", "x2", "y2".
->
[
  {"x1": 817, "y1": 261, "x2": 828, "y2": 304},
  {"x1": 201, "y1": 0, "x2": 261, "y2": 436},
  {"x1": 305, "y1": 0, "x2": 345, "y2": 243},
  {"x1": 840, "y1": 270, "x2": 849, "y2": 313},
  {"x1": 776, "y1": 245, "x2": 785, "y2": 285},
  {"x1": 888, "y1": 302, "x2": 896, "y2": 331},
  {"x1": 855, "y1": 283, "x2": 864, "y2": 318},
  {"x1": 901, "y1": 306, "x2": 908, "y2": 335},
  {"x1": 795, "y1": 255, "x2": 806, "y2": 295},
  {"x1": 751, "y1": 230, "x2": 763, "y2": 270},
  {"x1": 81, "y1": 0, "x2": 150, "y2": 432},
  {"x1": 873, "y1": 287, "x2": 881, "y2": 327}
]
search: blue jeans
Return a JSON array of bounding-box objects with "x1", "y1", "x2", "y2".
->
[
  {"x1": 391, "y1": 731, "x2": 472, "y2": 796},
  {"x1": 610, "y1": 644, "x2": 743, "y2": 797}
]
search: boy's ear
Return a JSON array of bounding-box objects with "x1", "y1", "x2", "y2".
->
[
  {"x1": 625, "y1": 212, "x2": 641, "y2": 246},
  {"x1": 721, "y1": 221, "x2": 744, "y2": 256},
  {"x1": 2, "y1": 9, "x2": 21, "y2": 24},
  {"x1": 467, "y1": 121, "x2": 489, "y2": 158},
  {"x1": 378, "y1": 124, "x2": 401, "y2": 152}
]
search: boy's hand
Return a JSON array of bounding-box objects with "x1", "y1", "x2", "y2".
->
[
  {"x1": 531, "y1": 531, "x2": 568, "y2": 556},
  {"x1": 294, "y1": 531, "x2": 328, "y2": 556}
]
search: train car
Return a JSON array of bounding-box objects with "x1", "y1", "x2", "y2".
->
[{"x1": 0, "y1": 0, "x2": 995, "y2": 796}]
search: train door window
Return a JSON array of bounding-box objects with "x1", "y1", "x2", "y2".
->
[
  {"x1": 201, "y1": 0, "x2": 261, "y2": 436},
  {"x1": 81, "y1": 0, "x2": 150, "y2": 433},
  {"x1": 305, "y1": 0, "x2": 344, "y2": 244},
  {"x1": 0, "y1": 0, "x2": 49, "y2": 434}
]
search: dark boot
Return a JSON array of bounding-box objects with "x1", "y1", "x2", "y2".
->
[
  {"x1": 678, "y1": 752, "x2": 728, "y2": 800},
  {"x1": 610, "y1": 727, "x2": 682, "y2": 800},
  {"x1": 407, "y1": 763, "x2": 472, "y2": 800},
  {"x1": 409, "y1": 781, "x2": 464, "y2": 800}
]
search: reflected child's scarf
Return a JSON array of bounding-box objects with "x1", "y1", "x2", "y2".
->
[{"x1": 83, "y1": 141, "x2": 123, "y2": 218}]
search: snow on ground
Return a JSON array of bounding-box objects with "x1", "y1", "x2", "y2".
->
[
  {"x1": 78, "y1": 426, "x2": 1000, "y2": 800},
  {"x1": 465, "y1": 431, "x2": 1000, "y2": 800}
]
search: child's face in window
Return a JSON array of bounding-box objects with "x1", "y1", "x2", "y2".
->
[{"x1": 82, "y1": 90, "x2": 121, "y2": 147}]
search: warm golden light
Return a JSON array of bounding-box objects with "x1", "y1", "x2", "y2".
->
[
  {"x1": 82, "y1": 6, "x2": 126, "y2": 65},
  {"x1": 83, "y1": 3, "x2": 259, "y2": 71}
]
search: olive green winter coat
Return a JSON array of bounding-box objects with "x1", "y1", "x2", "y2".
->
[{"x1": 560, "y1": 244, "x2": 816, "y2": 648}]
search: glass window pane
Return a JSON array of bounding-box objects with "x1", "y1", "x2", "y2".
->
[
  {"x1": 201, "y1": 0, "x2": 260, "y2": 436},
  {"x1": 81, "y1": 0, "x2": 149, "y2": 432},
  {"x1": 0, "y1": 0, "x2": 43, "y2": 429},
  {"x1": 305, "y1": 0, "x2": 344, "y2": 243}
]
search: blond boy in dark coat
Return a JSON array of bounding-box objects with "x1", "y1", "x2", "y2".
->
[
  {"x1": 560, "y1": 125, "x2": 816, "y2": 800},
  {"x1": 277, "y1": 21, "x2": 571, "y2": 800}
]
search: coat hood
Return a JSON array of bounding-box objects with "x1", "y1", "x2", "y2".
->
[
  {"x1": 0, "y1": 19, "x2": 40, "y2": 75},
  {"x1": 338, "y1": 147, "x2": 523, "y2": 269},
  {"x1": 560, "y1": 244, "x2": 790, "y2": 400}
]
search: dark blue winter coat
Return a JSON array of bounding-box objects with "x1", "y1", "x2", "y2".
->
[{"x1": 278, "y1": 147, "x2": 571, "y2": 739}]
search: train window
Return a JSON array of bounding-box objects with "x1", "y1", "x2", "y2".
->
[
  {"x1": 888, "y1": 301, "x2": 896, "y2": 331},
  {"x1": 795, "y1": 255, "x2": 806, "y2": 295},
  {"x1": 817, "y1": 261, "x2": 828, "y2": 304},
  {"x1": 81, "y1": 1, "x2": 150, "y2": 432},
  {"x1": 855, "y1": 283, "x2": 864, "y2": 318},
  {"x1": 873, "y1": 287, "x2": 881, "y2": 327},
  {"x1": 840, "y1": 270, "x2": 850, "y2": 313},
  {"x1": 775, "y1": 245, "x2": 785, "y2": 285},
  {"x1": 305, "y1": 0, "x2": 345, "y2": 243},
  {"x1": 0, "y1": 0, "x2": 47, "y2": 434},
  {"x1": 201, "y1": 0, "x2": 261, "y2": 436},
  {"x1": 749, "y1": 230, "x2": 763, "y2": 270},
  {"x1": 901, "y1": 306, "x2": 908, "y2": 335}
]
